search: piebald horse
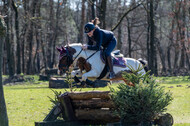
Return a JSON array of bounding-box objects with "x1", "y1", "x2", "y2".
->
[{"x1": 57, "y1": 43, "x2": 148, "y2": 86}]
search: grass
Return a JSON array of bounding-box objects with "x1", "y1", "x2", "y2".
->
[
  {"x1": 156, "y1": 76, "x2": 190, "y2": 125},
  {"x1": 3, "y1": 75, "x2": 190, "y2": 126}
]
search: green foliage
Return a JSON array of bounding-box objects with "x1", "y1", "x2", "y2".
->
[
  {"x1": 64, "y1": 69, "x2": 82, "y2": 92},
  {"x1": 64, "y1": 71, "x2": 74, "y2": 92},
  {"x1": 48, "y1": 89, "x2": 62, "y2": 107},
  {"x1": 110, "y1": 66, "x2": 173, "y2": 124},
  {"x1": 122, "y1": 65, "x2": 151, "y2": 85}
]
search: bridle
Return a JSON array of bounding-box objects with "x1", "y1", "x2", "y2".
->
[
  {"x1": 58, "y1": 47, "x2": 83, "y2": 71},
  {"x1": 58, "y1": 46, "x2": 98, "y2": 72}
]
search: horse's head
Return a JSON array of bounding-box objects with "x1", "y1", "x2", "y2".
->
[{"x1": 56, "y1": 46, "x2": 76, "y2": 73}]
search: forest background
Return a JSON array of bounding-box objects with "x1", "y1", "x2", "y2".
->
[{"x1": 0, "y1": 0, "x2": 190, "y2": 76}]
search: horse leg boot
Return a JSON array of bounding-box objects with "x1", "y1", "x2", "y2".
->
[
  {"x1": 107, "y1": 56, "x2": 115, "y2": 79},
  {"x1": 85, "y1": 79, "x2": 95, "y2": 88},
  {"x1": 74, "y1": 76, "x2": 81, "y2": 83}
]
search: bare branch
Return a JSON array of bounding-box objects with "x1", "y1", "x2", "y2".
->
[{"x1": 111, "y1": 1, "x2": 145, "y2": 31}]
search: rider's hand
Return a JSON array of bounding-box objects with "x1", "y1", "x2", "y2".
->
[{"x1": 82, "y1": 45, "x2": 87, "y2": 50}]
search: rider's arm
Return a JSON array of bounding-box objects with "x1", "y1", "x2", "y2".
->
[
  {"x1": 87, "y1": 29, "x2": 102, "y2": 51},
  {"x1": 87, "y1": 36, "x2": 93, "y2": 46}
]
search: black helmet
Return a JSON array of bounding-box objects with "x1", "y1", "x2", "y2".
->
[{"x1": 84, "y1": 23, "x2": 95, "y2": 33}]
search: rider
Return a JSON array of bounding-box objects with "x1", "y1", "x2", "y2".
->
[{"x1": 82, "y1": 17, "x2": 117, "y2": 79}]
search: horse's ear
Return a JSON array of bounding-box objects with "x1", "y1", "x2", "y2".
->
[
  {"x1": 56, "y1": 47, "x2": 62, "y2": 52},
  {"x1": 62, "y1": 46, "x2": 65, "y2": 50}
]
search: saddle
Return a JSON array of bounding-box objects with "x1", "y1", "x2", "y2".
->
[
  {"x1": 76, "y1": 50, "x2": 126, "y2": 80},
  {"x1": 101, "y1": 50, "x2": 127, "y2": 68}
]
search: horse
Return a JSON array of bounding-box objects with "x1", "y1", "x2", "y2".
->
[{"x1": 57, "y1": 43, "x2": 148, "y2": 87}]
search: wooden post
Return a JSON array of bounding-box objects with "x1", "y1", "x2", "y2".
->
[
  {"x1": 43, "y1": 103, "x2": 62, "y2": 121},
  {"x1": 58, "y1": 92, "x2": 77, "y2": 121}
]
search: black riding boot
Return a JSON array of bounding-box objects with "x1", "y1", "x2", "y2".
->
[{"x1": 107, "y1": 56, "x2": 115, "y2": 79}]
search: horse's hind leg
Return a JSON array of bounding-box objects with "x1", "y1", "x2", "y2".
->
[
  {"x1": 111, "y1": 70, "x2": 134, "y2": 86},
  {"x1": 122, "y1": 78, "x2": 135, "y2": 87},
  {"x1": 111, "y1": 77, "x2": 134, "y2": 87}
]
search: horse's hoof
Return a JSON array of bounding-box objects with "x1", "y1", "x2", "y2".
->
[{"x1": 109, "y1": 72, "x2": 116, "y2": 79}]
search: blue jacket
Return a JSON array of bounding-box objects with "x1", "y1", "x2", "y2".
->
[{"x1": 87, "y1": 28, "x2": 114, "y2": 50}]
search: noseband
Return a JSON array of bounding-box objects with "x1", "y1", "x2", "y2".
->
[{"x1": 59, "y1": 47, "x2": 83, "y2": 71}]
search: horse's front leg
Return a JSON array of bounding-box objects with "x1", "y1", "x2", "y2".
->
[
  {"x1": 71, "y1": 69, "x2": 82, "y2": 77},
  {"x1": 81, "y1": 70, "x2": 98, "y2": 81},
  {"x1": 81, "y1": 70, "x2": 99, "y2": 87},
  {"x1": 71, "y1": 69, "x2": 83, "y2": 83}
]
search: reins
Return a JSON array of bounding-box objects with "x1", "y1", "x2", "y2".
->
[
  {"x1": 73, "y1": 48, "x2": 83, "y2": 63},
  {"x1": 73, "y1": 47, "x2": 98, "y2": 62},
  {"x1": 85, "y1": 50, "x2": 99, "y2": 61}
]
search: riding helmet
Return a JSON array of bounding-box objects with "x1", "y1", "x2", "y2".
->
[{"x1": 84, "y1": 22, "x2": 95, "y2": 33}]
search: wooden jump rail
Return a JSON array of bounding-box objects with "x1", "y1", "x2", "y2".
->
[
  {"x1": 35, "y1": 91, "x2": 174, "y2": 126},
  {"x1": 35, "y1": 91, "x2": 120, "y2": 126}
]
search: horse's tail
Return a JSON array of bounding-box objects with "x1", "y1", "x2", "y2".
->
[{"x1": 138, "y1": 58, "x2": 149, "y2": 72}]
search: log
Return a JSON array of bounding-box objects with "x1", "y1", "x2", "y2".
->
[
  {"x1": 58, "y1": 93, "x2": 77, "y2": 121},
  {"x1": 35, "y1": 120, "x2": 83, "y2": 126},
  {"x1": 75, "y1": 109, "x2": 120, "y2": 124},
  {"x1": 72, "y1": 98, "x2": 115, "y2": 109},
  {"x1": 49, "y1": 77, "x2": 69, "y2": 88},
  {"x1": 68, "y1": 91, "x2": 111, "y2": 100},
  {"x1": 45, "y1": 69, "x2": 58, "y2": 75},
  {"x1": 39, "y1": 75, "x2": 49, "y2": 81}
]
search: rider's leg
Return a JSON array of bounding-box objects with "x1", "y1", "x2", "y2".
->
[
  {"x1": 104, "y1": 37, "x2": 117, "y2": 79},
  {"x1": 107, "y1": 56, "x2": 115, "y2": 79}
]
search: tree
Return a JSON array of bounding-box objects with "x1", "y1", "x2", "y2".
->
[
  {"x1": 4, "y1": 0, "x2": 14, "y2": 77},
  {"x1": 0, "y1": 16, "x2": 9, "y2": 126},
  {"x1": 12, "y1": 0, "x2": 21, "y2": 74}
]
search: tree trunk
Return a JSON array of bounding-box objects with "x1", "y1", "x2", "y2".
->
[
  {"x1": 27, "y1": 1, "x2": 36, "y2": 74},
  {"x1": 173, "y1": 33, "x2": 180, "y2": 70},
  {"x1": 179, "y1": 1, "x2": 186, "y2": 69},
  {"x1": 100, "y1": 0, "x2": 107, "y2": 29},
  {"x1": 147, "y1": 11, "x2": 150, "y2": 72},
  {"x1": 12, "y1": 0, "x2": 21, "y2": 74},
  {"x1": 167, "y1": 18, "x2": 174, "y2": 74},
  {"x1": 52, "y1": 0, "x2": 61, "y2": 68},
  {"x1": 148, "y1": 0, "x2": 157, "y2": 75},
  {"x1": 80, "y1": 0, "x2": 85, "y2": 43},
  {"x1": 21, "y1": 0, "x2": 29, "y2": 74},
  {"x1": 47, "y1": 0, "x2": 54, "y2": 68},
  {"x1": 127, "y1": 17, "x2": 132, "y2": 57},
  {"x1": 4, "y1": 0, "x2": 14, "y2": 77},
  {"x1": 33, "y1": 1, "x2": 41, "y2": 73},
  {"x1": 117, "y1": 0, "x2": 122, "y2": 51},
  {"x1": 0, "y1": 16, "x2": 9, "y2": 126},
  {"x1": 91, "y1": 0, "x2": 95, "y2": 19}
]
